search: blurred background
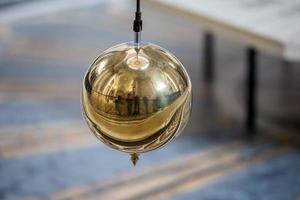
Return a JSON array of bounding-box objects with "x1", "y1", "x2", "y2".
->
[{"x1": 0, "y1": 0, "x2": 300, "y2": 199}]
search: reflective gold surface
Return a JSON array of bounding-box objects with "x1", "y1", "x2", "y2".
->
[{"x1": 81, "y1": 42, "x2": 192, "y2": 155}]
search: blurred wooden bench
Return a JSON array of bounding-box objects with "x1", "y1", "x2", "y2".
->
[{"x1": 146, "y1": 0, "x2": 300, "y2": 134}]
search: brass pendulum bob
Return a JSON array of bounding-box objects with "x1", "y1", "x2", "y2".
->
[{"x1": 81, "y1": 0, "x2": 192, "y2": 166}]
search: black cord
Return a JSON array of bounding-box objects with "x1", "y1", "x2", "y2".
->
[
  {"x1": 136, "y1": 0, "x2": 140, "y2": 12},
  {"x1": 133, "y1": 0, "x2": 142, "y2": 32}
]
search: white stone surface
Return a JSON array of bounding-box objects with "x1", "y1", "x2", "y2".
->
[{"x1": 151, "y1": 0, "x2": 300, "y2": 61}]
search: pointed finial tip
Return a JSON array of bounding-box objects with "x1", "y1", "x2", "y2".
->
[{"x1": 130, "y1": 153, "x2": 139, "y2": 166}]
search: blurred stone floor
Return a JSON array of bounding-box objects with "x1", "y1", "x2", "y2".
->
[{"x1": 0, "y1": 0, "x2": 299, "y2": 199}]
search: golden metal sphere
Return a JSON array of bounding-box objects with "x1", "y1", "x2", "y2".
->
[{"x1": 81, "y1": 42, "x2": 192, "y2": 164}]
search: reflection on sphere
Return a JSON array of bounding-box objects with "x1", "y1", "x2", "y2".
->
[{"x1": 81, "y1": 42, "x2": 192, "y2": 153}]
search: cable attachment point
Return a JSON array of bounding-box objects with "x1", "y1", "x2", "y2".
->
[
  {"x1": 133, "y1": 0, "x2": 142, "y2": 47},
  {"x1": 133, "y1": 11, "x2": 142, "y2": 32}
]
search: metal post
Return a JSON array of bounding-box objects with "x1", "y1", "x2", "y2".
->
[
  {"x1": 203, "y1": 32, "x2": 215, "y2": 83},
  {"x1": 245, "y1": 47, "x2": 257, "y2": 134}
]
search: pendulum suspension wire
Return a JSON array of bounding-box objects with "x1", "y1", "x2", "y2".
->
[{"x1": 133, "y1": 0, "x2": 142, "y2": 52}]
